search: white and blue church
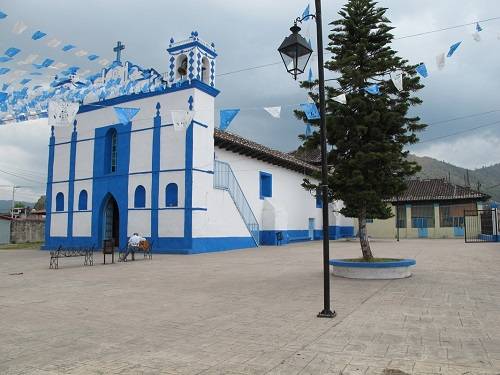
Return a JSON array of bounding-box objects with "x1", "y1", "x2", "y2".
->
[{"x1": 43, "y1": 33, "x2": 354, "y2": 254}]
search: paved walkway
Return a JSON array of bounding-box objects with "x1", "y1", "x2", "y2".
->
[{"x1": 0, "y1": 239, "x2": 499, "y2": 374}]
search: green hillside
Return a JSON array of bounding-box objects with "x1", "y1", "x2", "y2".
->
[{"x1": 408, "y1": 155, "x2": 500, "y2": 202}]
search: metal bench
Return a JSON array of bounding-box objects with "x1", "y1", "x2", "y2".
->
[{"x1": 49, "y1": 246, "x2": 94, "y2": 269}]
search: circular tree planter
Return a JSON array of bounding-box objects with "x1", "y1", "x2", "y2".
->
[{"x1": 329, "y1": 259, "x2": 416, "y2": 280}]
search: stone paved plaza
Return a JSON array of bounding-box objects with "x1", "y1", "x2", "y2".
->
[{"x1": 0, "y1": 239, "x2": 499, "y2": 375}]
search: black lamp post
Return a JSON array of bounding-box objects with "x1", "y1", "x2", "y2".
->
[{"x1": 278, "y1": 0, "x2": 335, "y2": 319}]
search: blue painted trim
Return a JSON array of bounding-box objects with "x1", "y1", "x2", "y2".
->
[
  {"x1": 167, "y1": 41, "x2": 217, "y2": 58},
  {"x1": 183, "y1": 96, "x2": 194, "y2": 247},
  {"x1": 260, "y1": 226, "x2": 355, "y2": 245},
  {"x1": 329, "y1": 259, "x2": 416, "y2": 268},
  {"x1": 51, "y1": 168, "x2": 213, "y2": 185},
  {"x1": 127, "y1": 207, "x2": 206, "y2": 211},
  {"x1": 67, "y1": 123, "x2": 77, "y2": 238},
  {"x1": 44, "y1": 127, "x2": 55, "y2": 243},
  {"x1": 329, "y1": 225, "x2": 355, "y2": 240},
  {"x1": 151, "y1": 103, "x2": 161, "y2": 245},
  {"x1": 259, "y1": 171, "x2": 272, "y2": 200},
  {"x1": 78, "y1": 80, "x2": 219, "y2": 115}
]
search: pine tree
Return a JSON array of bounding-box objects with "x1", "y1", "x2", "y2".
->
[{"x1": 297, "y1": 0, "x2": 426, "y2": 260}]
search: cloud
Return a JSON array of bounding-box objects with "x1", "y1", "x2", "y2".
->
[{"x1": 412, "y1": 130, "x2": 500, "y2": 169}]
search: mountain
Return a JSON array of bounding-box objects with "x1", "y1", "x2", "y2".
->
[
  {"x1": 408, "y1": 155, "x2": 500, "y2": 202},
  {"x1": 0, "y1": 200, "x2": 36, "y2": 214}
]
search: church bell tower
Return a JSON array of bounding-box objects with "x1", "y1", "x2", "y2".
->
[{"x1": 166, "y1": 31, "x2": 217, "y2": 87}]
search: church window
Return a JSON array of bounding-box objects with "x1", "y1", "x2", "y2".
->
[
  {"x1": 55, "y1": 192, "x2": 64, "y2": 212},
  {"x1": 176, "y1": 54, "x2": 188, "y2": 80},
  {"x1": 78, "y1": 190, "x2": 88, "y2": 211},
  {"x1": 316, "y1": 188, "x2": 323, "y2": 208},
  {"x1": 201, "y1": 57, "x2": 210, "y2": 83},
  {"x1": 166, "y1": 183, "x2": 178, "y2": 207},
  {"x1": 134, "y1": 185, "x2": 146, "y2": 208},
  {"x1": 259, "y1": 172, "x2": 272, "y2": 200},
  {"x1": 105, "y1": 128, "x2": 118, "y2": 174}
]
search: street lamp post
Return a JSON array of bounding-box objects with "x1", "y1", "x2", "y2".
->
[{"x1": 278, "y1": 0, "x2": 335, "y2": 319}]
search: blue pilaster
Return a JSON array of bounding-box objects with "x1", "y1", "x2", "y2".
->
[
  {"x1": 151, "y1": 103, "x2": 161, "y2": 247},
  {"x1": 44, "y1": 126, "x2": 55, "y2": 248},
  {"x1": 67, "y1": 120, "x2": 78, "y2": 238},
  {"x1": 184, "y1": 96, "x2": 194, "y2": 243}
]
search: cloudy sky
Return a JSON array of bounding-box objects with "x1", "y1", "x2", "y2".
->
[{"x1": 0, "y1": 0, "x2": 500, "y2": 201}]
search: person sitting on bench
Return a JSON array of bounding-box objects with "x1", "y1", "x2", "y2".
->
[{"x1": 123, "y1": 233, "x2": 145, "y2": 261}]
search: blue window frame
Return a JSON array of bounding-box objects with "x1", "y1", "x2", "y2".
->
[
  {"x1": 259, "y1": 172, "x2": 272, "y2": 199},
  {"x1": 134, "y1": 185, "x2": 146, "y2": 208},
  {"x1": 78, "y1": 190, "x2": 88, "y2": 211},
  {"x1": 55, "y1": 192, "x2": 64, "y2": 212},
  {"x1": 165, "y1": 183, "x2": 178, "y2": 207},
  {"x1": 316, "y1": 189, "x2": 323, "y2": 208},
  {"x1": 105, "y1": 128, "x2": 118, "y2": 174}
]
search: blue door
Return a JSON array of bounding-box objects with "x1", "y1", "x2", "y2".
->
[
  {"x1": 308, "y1": 218, "x2": 315, "y2": 240},
  {"x1": 418, "y1": 227, "x2": 428, "y2": 238},
  {"x1": 454, "y1": 226, "x2": 465, "y2": 236},
  {"x1": 413, "y1": 218, "x2": 428, "y2": 238}
]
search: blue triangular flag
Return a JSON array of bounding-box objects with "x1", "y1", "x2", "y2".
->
[
  {"x1": 302, "y1": 4, "x2": 311, "y2": 19},
  {"x1": 2, "y1": 83, "x2": 10, "y2": 91},
  {"x1": 62, "y1": 44, "x2": 76, "y2": 52},
  {"x1": 305, "y1": 123, "x2": 312, "y2": 137},
  {"x1": 364, "y1": 84, "x2": 380, "y2": 95},
  {"x1": 32, "y1": 31, "x2": 47, "y2": 40},
  {"x1": 33, "y1": 58, "x2": 55, "y2": 69},
  {"x1": 415, "y1": 63, "x2": 428, "y2": 78},
  {"x1": 308, "y1": 67, "x2": 313, "y2": 82},
  {"x1": 300, "y1": 103, "x2": 320, "y2": 120},
  {"x1": 0, "y1": 92, "x2": 8, "y2": 102},
  {"x1": 220, "y1": 109, "x2": 240, "y2": 131},
  {"x1": 0, "y1": 68, "x2": 10, "y2": 75},
  {"x1": 20, "y1": 78, "x2": 31, "y2": 85},
  {"x1": 114, "y1": 107, "x2": 140, "y2": 124},
  {"x1": 88, "y1": 54, "x2": 99, "y2": 61},
  {"x1": 447, "y1": 41, "x2": 462, "y2": 58},
  {"x1": 476, "y1": 22, "x2": 482, "y2": 32},
  {"x1": 0, "y1": 56, "x2": 12, "y2": 63},
  {"x1": 5, "y1": 47, "x2": 21, "y2": 57},
  {"x1": 0, "y1": 10, "x2": 7, "y2": 19}
]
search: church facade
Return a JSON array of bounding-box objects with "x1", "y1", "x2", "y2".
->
[{"x1": 44, "y1": 33, "x2": 354, "y2": 254}]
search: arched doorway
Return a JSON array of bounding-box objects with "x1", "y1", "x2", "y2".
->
[{"x1": 103, "y1": 195, "x2": 120, "y2": 249}]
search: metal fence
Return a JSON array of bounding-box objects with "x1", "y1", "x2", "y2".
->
[
  {"x1": 214, "y1": 160, "x2": 260, "y2": 245},
  {"x1": 464, "y1": 208, "x2": 498, "y2": 243}
]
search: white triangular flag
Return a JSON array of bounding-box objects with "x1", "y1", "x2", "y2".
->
[
  {"x1": 50, "y1": 62, "x2": 68, "y2": 70},
  {"x1": 75, "y1": 50, "x2": 88, "y2": 57},
  {"x1": 472, "y1": 32, "x2": 481, "y2": 42},
  {"x1": 98, "y1": 58, "x2": 110, "y2": 66},
  {"x1": 12, "y1": 21, "x2": 28, "y2": 34},
  {"x1": 333, "y1": 93, "x2": 347, "y2": 104},
  {"x1": 47, "y1": 38, "x2": 61, "y2": 48},
  {"x1": 263, "y1": 106, "x2": 281, "y2": 118},
  {"x1": 171, "y1": 110, "x2": 195, "y2": 131},
  {"x1": 48, "y1": 100, "x2": 79, "y2": 127},
  {"x1": 17, "y1": 54, "x2": 38, "y2": 65},
  {"x1": 390, "y1": 71, "x2": 404, "y2": 91},
  {"x1": 436, "y1": 53, "x2": 445, "y2": 70}
]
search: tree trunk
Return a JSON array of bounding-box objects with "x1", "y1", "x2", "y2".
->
[{"x1": 358, "y1": 207, "x2": 374, "y2": 261}]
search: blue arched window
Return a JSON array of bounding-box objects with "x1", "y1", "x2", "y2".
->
[
  {"x1": 134, "y1": 185, "x2": 146, "y2": 208},
  {"x1": 55, "y1": 192, "x2": 64, "y2": 212},
  {"x1": 78, "y1": 190, "x2": 88, "y2": 211},
  {"x1": 105, "y1": 128, "x2": 118, "y2": 173},
  {"x1": 165, "y1": 183, "x2": 178, "y2": 207}
]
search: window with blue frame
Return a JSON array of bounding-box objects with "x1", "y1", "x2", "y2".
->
[
  {"x1": 165, "y1": 183, "x2": 178, "y2": 207},
  {"x1": 78, "y1": 190, "x2": 88, "y2": 211},
  {"x1": 55, "y1": 192, "x2": 64, "y2": 212},
  {"x1": 316, "y1": 189, "x2": 322, "y2": 208},
  {"x1": 134, "y1": 185, "x2": 146, "y2": 208},
  {"x1": 105, "y1": 128, "x2": 118, "y2": 173},
  {"x1": 259, "y1": 172, "x2": 272, "y2": 199}
]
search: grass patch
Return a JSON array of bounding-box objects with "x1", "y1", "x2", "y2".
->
[
  {"x1": 342, "y1": 257, "x2": 402, "y2": 263},
  {"x1": 0, "y1": 242, "x2": 43, "y2": 250}
]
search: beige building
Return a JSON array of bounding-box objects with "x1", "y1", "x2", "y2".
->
[{"x1": 355, "y1": 179, "x2": 490, "y2": 239}]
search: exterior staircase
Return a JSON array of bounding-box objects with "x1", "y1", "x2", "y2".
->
[{"x1": 214, "y1": 160, "x2": 259, "y2": 245}]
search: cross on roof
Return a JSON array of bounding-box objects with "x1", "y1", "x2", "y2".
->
[{"x1": 113, "y1": 41, "x2": 125, "y2": 63}]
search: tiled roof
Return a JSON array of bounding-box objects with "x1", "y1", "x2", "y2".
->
[
  {"x1": 387, "y1": 179, "x2": 490, "y2": 203},
  {"x1": 214, "y1": 129, "x2": 319, "y2": 175},
  {"x1": 288, "y1": 147, "x2": 322, "y2": 165}
]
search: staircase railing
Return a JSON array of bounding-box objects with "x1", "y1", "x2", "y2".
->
[{"x1": 214, "y1": 160, "x2": 259, "y2": 245}]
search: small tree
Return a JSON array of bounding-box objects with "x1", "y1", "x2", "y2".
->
[
  {"x1": 34, "y1": 195, "x2": 46, "y2": 211},
  {"x1": 297, "y1": 0, "x2": 426, "y2": 260}
]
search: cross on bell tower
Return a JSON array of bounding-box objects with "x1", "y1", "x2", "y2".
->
[{"x1": 113, "y1": 41, "x2": 125, "y2": 63}]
